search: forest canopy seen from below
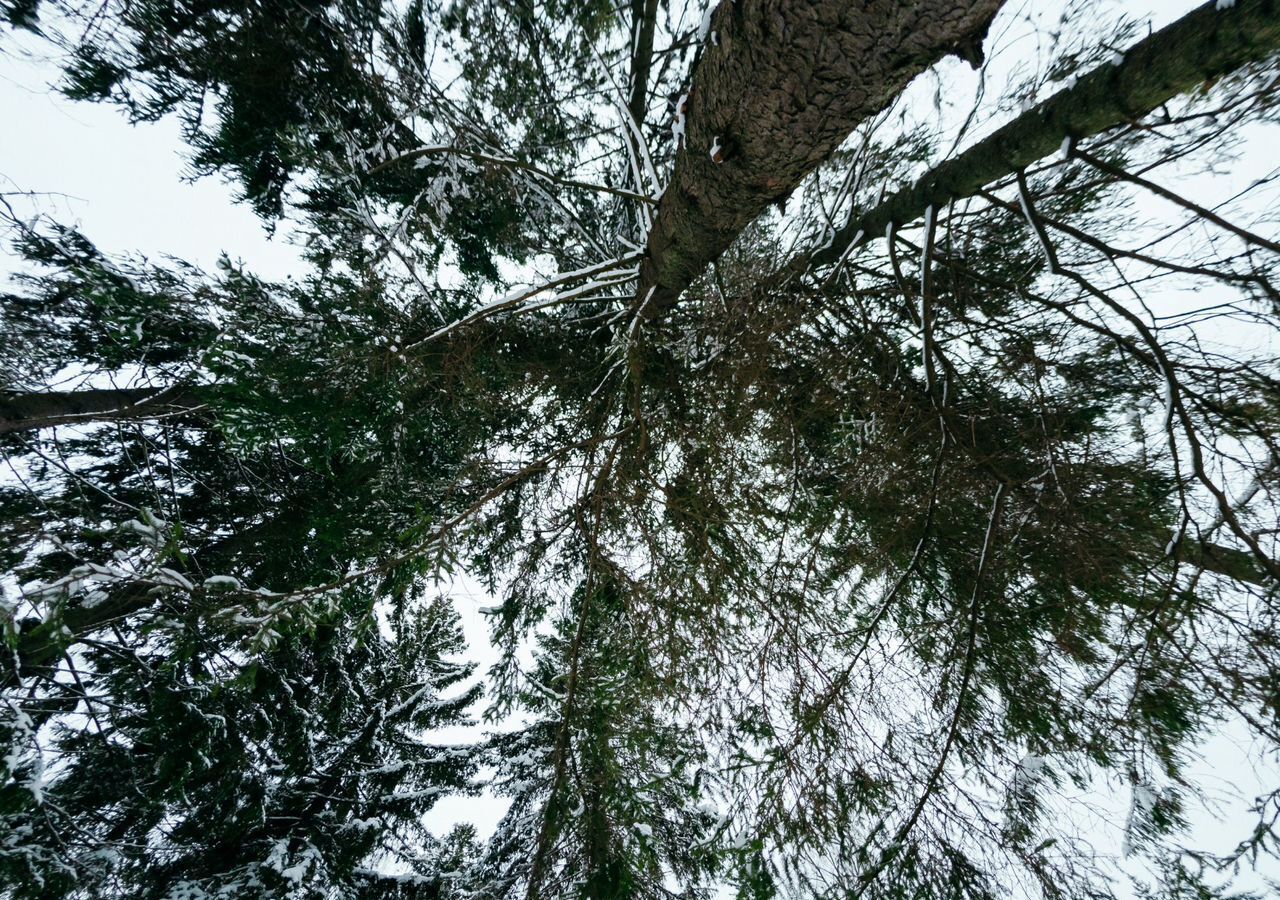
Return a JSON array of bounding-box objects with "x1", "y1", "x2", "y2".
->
[{"x1": 2, "y1": 0, "x2": 1280, "y2": 898}]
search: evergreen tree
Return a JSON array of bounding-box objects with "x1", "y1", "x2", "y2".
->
[
  {"x1": 475, "y1": 577, "x2": 722, "y2": 899},
  {"x1": 3, "y1": 1, "x2": 1280, "y2": 898},
  {"x1": 1, "y1": 590, "x2": 479, "y2": 898}
]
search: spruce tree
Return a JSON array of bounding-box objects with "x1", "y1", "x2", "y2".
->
[
  {"x1": 476, "y1": 577, "x2": 722, "y2": 899},
  {"x1": 3, "y1": 1, "x2": 1280, "y2": 898}
]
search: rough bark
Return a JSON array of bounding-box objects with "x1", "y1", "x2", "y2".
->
[
  {"x1": 798, "y1": 0, "x2": 1280, "y2": 273},
  {"x1": 0, "y1": 385, "x2": 206, "y2": 435},
  {"x1": 636, "y1": 0, "x2": 1006, "y2": 311}
]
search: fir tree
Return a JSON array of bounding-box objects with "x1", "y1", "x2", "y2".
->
[
  {"x1": 475, "y1": 577, "x2": 722, "y2": 899},
  {"x1": 1, "y1": 592, "x2": 480, "y2": 898},
  {"x1": 3, "y1": 1, "x2": 1280, "y2": 898}
]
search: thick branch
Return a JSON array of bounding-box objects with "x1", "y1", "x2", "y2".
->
[
  {"x1": 5, "y1": 585, "x2": 157, "y2": 686},
  {"x1": 2, "y1": 518, "x2": 284, "y2": 687},
  {"x1": 638, "y1": 0, "x2": 1005, "y2": 310},
  {"x1": 1190, "y1": 540, "x2": 1276, "y2": 588},
  {"x1": 628, "y1": 0, "x2": 661, "y2": 127},
  {"x1": 0, "y1": 386, "x2": 206, "y2": 435},
  {"x1": 799, "y1": 0, "x2": 1280, "y2": 272}
]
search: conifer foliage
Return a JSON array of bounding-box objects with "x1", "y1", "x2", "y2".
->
[{"x1": 3, "y1": 1, "x2": 1280, "y2": 898}]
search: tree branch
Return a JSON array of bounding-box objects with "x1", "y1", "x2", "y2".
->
[
  {"x1": 0, "y1": 386, "x2": 207, "y2": 435},
  {"x1": 798, "y1": 0, "x2": 1280, "y2": 274},
  {"x1": 627, "y1": 0, "x2": 660, "y2": 128},
  {"x1": 368, "y1": 145, "x2": 657, "y2": 205}
]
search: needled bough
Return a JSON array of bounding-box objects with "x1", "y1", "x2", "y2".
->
[{"x1": 636, "y1": 0, "x2": 1006, "y2": 312}]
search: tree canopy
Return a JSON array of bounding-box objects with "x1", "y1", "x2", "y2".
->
[{"x1": 2, "y1": 1, "x2": 1280, "y2": 898}]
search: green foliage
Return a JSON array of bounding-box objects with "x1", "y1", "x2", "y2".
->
[
  {"x1": 0, "y1": 594, "x2": 479, "y2": 898},
  {"x1": 58, "y1": 0, "x2": 400, "y2": 219},
  {"x1": 0, "y1": 0, "x2": 38, "y2": 30}
]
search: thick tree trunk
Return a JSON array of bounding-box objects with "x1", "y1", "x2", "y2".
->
[
  {"x1": 0, "y1": 385, "x2": 206, "y2": 435},
  {"x1": 636, "y1": 0, "x2": 1006, "y2": 311},
  {"x1": 798, "y1": 0, "x2": 1280, "y2": 273}
]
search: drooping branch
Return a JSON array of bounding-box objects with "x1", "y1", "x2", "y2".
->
[
  {"x1": 0, "y1": 385, "x2": 207, "y2": 435},
  {"x1": 636, "y1": 0, "x2": 1006, "y2": 311},
  {"x1": 1073, "y1": 145, "x2": 1280, "y2": 255},
  {"x1": 798, "y1": 0, "x2": 1280, "y2": 273}
]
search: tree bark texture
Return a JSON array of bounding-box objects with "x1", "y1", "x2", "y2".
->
[
  {"x1": 1189, "y1": 540, "x2": 1277, "y2": 588},
  {"x1": 0, "y1": 386, "x2": 205, "y2": 435},
  {"x1": 628, "y1": 0, "x2": 661, "y2": 127},
  {"x1": 798, "y1": 0, "x2": 1280, "y2": 272},
  {"x1": 637, "y1": 0, "x2": 1006, "y2": 311}
]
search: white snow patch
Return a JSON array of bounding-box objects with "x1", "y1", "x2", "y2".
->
[
  {"x1": 155, "y1": 567, "x2": 194, "y2": 591},
  {"x1": 671, "y1": 93, "x2": 689, "y2": 148},
  {"x1": 698, "y1": 3, "x2": 715, "y2": 42},
  {"x1": 1121, "y1": 782, "x2": 1159, "y2": 857}
]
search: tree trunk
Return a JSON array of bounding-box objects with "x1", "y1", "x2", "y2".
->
[
  {"x1": 636, "y1": 0, "x2": 1006, "y2": 311},
  {"x1": 798, "y1": 0, "x2": 1280, "y2": 273},
  {"x1": 0, "y1": 385, "x2": 206, "y2": 435},
  {"x1": 628, "y1": 0, "x2": 661, "y2": 127}
]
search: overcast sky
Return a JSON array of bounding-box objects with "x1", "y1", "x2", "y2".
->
[{"x1": 0, "y1": 30, "x2": 302, "y2": 282}]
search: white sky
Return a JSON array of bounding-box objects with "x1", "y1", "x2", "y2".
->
[{"x1": 0, "y1": 31, "x2": 302, "y2": 281}]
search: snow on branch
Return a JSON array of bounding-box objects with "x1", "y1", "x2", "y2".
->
[{"x1": 368, "y1": 145, "x2": 658, "y2": 206}]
